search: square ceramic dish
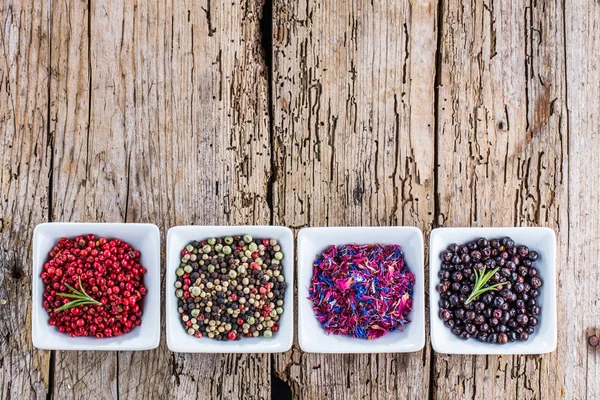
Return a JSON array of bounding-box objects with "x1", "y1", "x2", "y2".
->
[
  {"x1": 429, "y1": 227, "x2": 557, "y2": 355},
  {"x1": 166, "y1": 225, "x2": 294, "y2": 353},
  {"x1": 32, "y1": 223, "x2": 161, "y2": 351},
  {"x1": 297, "y1": 226, "x2": 425, "y2": 353}
]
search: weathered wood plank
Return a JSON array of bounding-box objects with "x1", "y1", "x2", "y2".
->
[
  {"x1": 0, "y1": 1, "x2": 52, "y2": 398},
  {"x1": 50, "y1": 0, "x2": 122, "y2": 396},
  {"x1": 564, "y1": 1, "x2": 600, "y2": 398},
  {"x1": 272, "y1": 0, "x2": 437, "y2": 398},
  {"x1": 115, "y1": 0, "x2": 273, "y2": 399},
  {"x1": 433, "y1": 0, "x2": 567, "y2": 398}
]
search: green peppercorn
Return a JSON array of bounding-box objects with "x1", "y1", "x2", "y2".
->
[
  {"x1": 191, "y1": 286, "x2": 201, "y2": 296},
  {"x1": 207, "y1": 264, "x2": 215, "y2": 273},
  {"x1": 214, "y1": 243, "x2": 223, "y2": 252},
  {"x1": 243, "y1": 234, "x2": 253, "y2": 243},
  {"x1": 184, "y1": 265, "x2": 193, "y2": 274},
  {"x1": 263, "y1": 330, "x2": 273, "y2": 338},
  {"x1": 247, "y1": 316, "x2": 256, "y2": 325},
  {"x1": 229, "y1": 270, "x2": 237, "y2": 279},
  {"x1": 224, "y1": 236, "x2": 234, "y2": 245},
  {"x1": 274, "y1": 252, "x2": 283, "y2": 260},
  {"x1": 176, "y1": 268, "x2": 184, "y2": 276},
  {"x1": 202, "y1": 244, "x2": 212, "y2": 253},
  {"x1": 208, "y1": 237, "x2": 216, "y2": 245},
  {"x1": 186, "y1": 244, "x2": 194, "y2": 252},
  {"x1": 223, "y1": 246, "x2": 232, "y2": 255},
  {"x1": 248, "y1": 242, "x2": 258, "y2": 252},
  {"x1": 176, "y1": 289, "x2": 184, "y2": 298},
  {"x1": 276, "y1": 307, "x2": 283, "y2": 314},
  {"x1": 191, "y1": 309, "x2": 200, "y2": 317}
]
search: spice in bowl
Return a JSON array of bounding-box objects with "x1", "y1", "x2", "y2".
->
[
  {"x1": 437, "y1": 237, "x2": 542, "y2": 344},
  {"x1": 175, "y1": 235, "x2": 286, "y2": 340},
  {"x1": 41, "y1": 235, "x2": 147, "y2": 338},
  {"x1": 308, "y1": 244, "x2": 415, "y2": 340}
]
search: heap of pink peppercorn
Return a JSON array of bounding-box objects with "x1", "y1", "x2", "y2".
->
[{"x1": 41, "y1": 235, "x2": 147, "y2": 338}]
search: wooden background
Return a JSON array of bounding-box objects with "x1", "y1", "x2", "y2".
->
[{"x1": 0, "y1": 0, "x2": 598, "y2": 398}]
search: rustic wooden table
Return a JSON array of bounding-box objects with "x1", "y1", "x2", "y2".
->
[{"x1": 1, "y1": 0, "x2": 598, "y2": 398}]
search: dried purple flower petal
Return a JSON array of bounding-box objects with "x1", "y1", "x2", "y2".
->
[{"x1": 308, "y1": 244, "x2": 415, "y2": 340}]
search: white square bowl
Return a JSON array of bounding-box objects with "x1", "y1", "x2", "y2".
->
[
  {"x1": 297, "y1": 227, "x2": 425, "y2": 353},
  {"x1": 166, "y1": 226, "x2": 294, "y2": 353},
  {"x1": 429, "y1": 227, "x2": 557, "y2": 355},
  {"x1": 32, "y1": 223, "x2": 161, "y2": 351}
]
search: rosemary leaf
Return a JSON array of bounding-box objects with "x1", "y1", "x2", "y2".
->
[
  {"x1": 54, "y1": 278, "x2": 101, "y2": 312},
  {"x1": 64, "y1": 282, "x2": 84, "y2": 297},
  {"x1": 56, "y1": 293, "x2": 86, "y2": 299},
  {"x1": 465, "y1": 266, "x2": 501, "y2": 304},
  {"x1": 55, "y1": 299, "x2": 89, "y2": 312}
]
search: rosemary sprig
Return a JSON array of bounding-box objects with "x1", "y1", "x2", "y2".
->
[
  {"x1": 465, "y1": 266, "x2": 504, "y2": 304},
  {"x1": 54, "y1": 277, "x2": 101, "y2": 312}
]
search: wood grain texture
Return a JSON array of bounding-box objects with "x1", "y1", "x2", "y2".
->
[
  {"x1": 50, "y1": 0, "x2": 121, "y2": 396},
  {"x1": 0, "y1": 0, "x2": 52, "y2": 399},
  {"x1": 433, "y1": 0, "x2": 567, "y2": 398},
  {"x1": 48, "y1": 0, "x2": 273, "y2": 398},
  {"x1": 113, "y1": 0, "x2": 273, "y2": 399},
  {"x1": 2, "y1": 0, "x2": 600, "y2": 398},
  {"x1": 564, "y1": 0, "x2": 600, "y2": 398},
  {"x1": 272, "y1": 0, "x2": 437, "y2": 398}
]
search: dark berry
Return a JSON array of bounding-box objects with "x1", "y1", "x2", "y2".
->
[
  {"x1": 530, "y1": 277, "x2": 543, "y2": 289},
  {"x1": 439, "y1": 309, "x2": 452, "y2": 321},
  {"x1": 498, "y1": 333, "x2": 508, "y2": 344},
  {"x1": 516, "y1": 314, "x2": 529, "y2": 325},
  {"x1": 441, "y1": 250, "x2": 453, "y2": 262}
]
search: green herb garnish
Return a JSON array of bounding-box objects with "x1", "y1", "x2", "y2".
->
[
  {"x1": 54, "y1": 277, "x2": 101, "y2": 312},
  {"x1": 465, "y1": 266, "x2": 503, "y2": 304}
]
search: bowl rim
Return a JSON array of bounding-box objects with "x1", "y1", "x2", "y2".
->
[
  {"x1": 429, "y1": 226, "x2": 557, "y2": 355},
  {"x1": 165, "y1": 224, "x2": 294, "y2": 353},
  {"x1": 31, "y1": 222, "x2": 161, "y2": 351},
  {"x1": 296, "y1": 225, "x2": 426, "y2": 353}
]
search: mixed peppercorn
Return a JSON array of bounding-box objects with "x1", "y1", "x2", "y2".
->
[
  {"x1": 175, "y1": 235, "x2": 286, "y2": 340},
  {"x1": 437, "y1": 237, "x2": 542, "y2": 344},
  {"x1": 41, "y1": 235, "x2": 147, "y2": 338}
]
